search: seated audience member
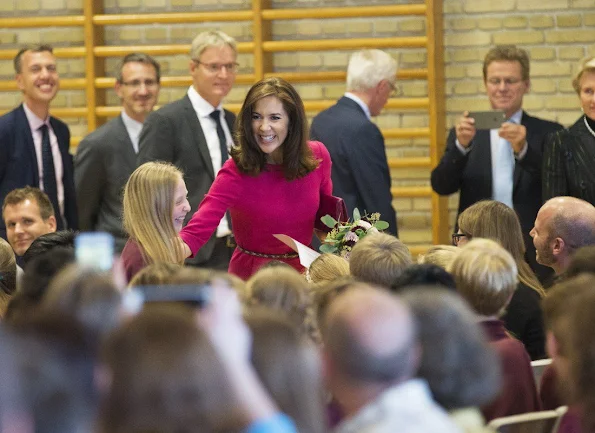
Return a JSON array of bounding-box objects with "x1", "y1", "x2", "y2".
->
[
  {"x1": 313, "y1": 277, "x2": 359, "y2": 343},
  {"x1": 531, "y1": 196, "x2": 595, "y2": 280},
  {"x1": 539, "y1": 275, "x2": 593, "y2": 431},
  {"x1": 41, "y1": 265, "x2": 125, "y2": 341},
  {"x1": 417, "y1": 244, "x2": 459, "y2": 271},
  {"x1": 121, "y1": 162, "x2": 191, "y2": 283},
  {"x1": 5, "y1": 247, "x2": 75, "y2": 322},
  {"x1": 0, "y1": 238, "x2": 16, "y2": 315},
  {"x1": 349, "y1": 232, "x2": 413, "y2": 288},
  {"x1": 323, "y1": 285, "x2": 460, "y2": 433},
  {"x1": 21, "y1": 230, "x2": 76, "y2": 267},
  {"x1": 247, "y1": 266, "x2": 315, "y2": 341},
  {"x1": 450, "y1": 238, "x2": 540, "y2": 421},
  {"x1": 2, "y1": 187, "x2": 57, "y2": 261},
  {"x1": 391, "y1": 264, "x2": 457, "y2": 292},
  {"x1": 7, "y1": 312, "x2": 98, "y2": 433},
  {"x1": 307, "y1": 253, "x2": 350, "y2": 285},
  {"x1": 246, "y1": 308, "x2": 326, "y2": 433},
  {"x1": 402, "y1": 288, "x2": 500, "y2": 432},
  {"x1": 456, "y1": 200, "x2": 546, "y2": 360},
  {"x1": 128, "y1": 262, "x2": 184, "y2": 287}
]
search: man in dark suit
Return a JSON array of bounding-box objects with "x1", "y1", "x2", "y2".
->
[
  {"x1": 0, "y1": 44, "x2": 77, "y2": 240},
  {"x1": 431, "y1": 45, "x2": 563, "y2": 281},
  {"x1": 75, "y1": 53, "x2": 161, "y2": 252},
  {"x1": 138, "y1": 31, "x2": 237, "y2": 270},
  {"x1": 310, "y1": 49, "x2": 398, "y2": 236}
]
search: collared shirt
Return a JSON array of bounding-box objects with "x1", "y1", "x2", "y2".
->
[
  {"x1": 187, "y1": 86, "x2": 232, "y2": 237},
  {"x1": 344, "y1": 92, "x2": 371, "y2": 120},
  {"x1": 335, "y1": 379, "x2": 462, "y2": 433},
  {"x1": 120, "y1": 110, "x2": 143, "y2": 154},
  {"x1": 22, "y1": 102, "x2": 64, "y2": 218}
]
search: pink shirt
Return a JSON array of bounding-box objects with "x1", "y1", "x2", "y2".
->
[
  {"x1": 22, "y1": 103, "x2": 64, "y2": 217},
  {"x1": 181, "y1": 141, "x2": 332, "y2": 279}
]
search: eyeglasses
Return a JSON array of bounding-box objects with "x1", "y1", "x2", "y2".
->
[
  {"x1": 192, "y1": 60, "x2": 239, "y2": 74},
  {"x1": 120, "y1": 79, "x2": 159, "y2": 89},
  {"x1": 486, "y1": 77, "x2": 523, "y2": 86},
  {"x1": 387, "y1": 81, "x2": 399, "y2": 97},
  {"x1": 451, "y1": 233, "x2": 469, "y2": 246}
]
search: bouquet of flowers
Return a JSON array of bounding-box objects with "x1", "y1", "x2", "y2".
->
[{"x1": 319, "y1": 208, "x2": 389, "y2": 259}]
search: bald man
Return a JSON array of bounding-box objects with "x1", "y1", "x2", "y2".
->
[
  {"x1": 530, "y1": 196, "x2": 595, "y2": 277},
  {"x1": 322, "y1": 286, "x2": 461, "y2": 433}
]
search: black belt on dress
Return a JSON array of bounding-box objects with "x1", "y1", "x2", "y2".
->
[{"x1": 236, "y1": 244, "x2": 298, "y2": 259}]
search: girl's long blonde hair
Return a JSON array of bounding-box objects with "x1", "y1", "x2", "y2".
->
[
  {"x1": 458, "y1": 200, "x2": 545, "y2": 297},
  {"x1": 123, "y1": 162, "x2": 185, "y2": 266}
]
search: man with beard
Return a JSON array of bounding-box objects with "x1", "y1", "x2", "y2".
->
[{"x1": 530, "y1": 196, "x2": 595, "y2": 280}]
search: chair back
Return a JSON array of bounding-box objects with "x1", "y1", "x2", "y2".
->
[
  {"x1": 488, "y1": 406, "x2": 568, "y2": 433},
  {"x1": 531, "y1": 358, "x2": 552, "y2": 392}
]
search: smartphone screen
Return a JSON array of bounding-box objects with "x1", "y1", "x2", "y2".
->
[{"x1": 75, "y1": 232, "x2": 114, "y2": 271}]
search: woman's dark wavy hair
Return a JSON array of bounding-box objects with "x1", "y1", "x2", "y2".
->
[{"x1": 230, "y1": 77, "x2": 319, "y2": 180}]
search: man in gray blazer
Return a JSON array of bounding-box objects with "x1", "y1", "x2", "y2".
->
[
  {"x1": 138, "y1": 31, "x2": 237, "y2": 270},
  {"x1": 75, "y1": 53, "x2": 161, "y2": 252}
]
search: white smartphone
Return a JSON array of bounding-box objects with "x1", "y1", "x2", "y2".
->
[
  {"x1": 468, "y1": 111, "x2": 506, "y2": 130},
  {"x1": 75, "y1": 232, "x2": 114, "y2": 271}
]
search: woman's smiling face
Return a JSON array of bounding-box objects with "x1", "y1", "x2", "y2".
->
[{"x1": 251, "y1": 95, "x2": 289, "y2": 164}]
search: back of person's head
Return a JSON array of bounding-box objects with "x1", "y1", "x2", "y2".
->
[
  {"x1": 391, "y1": 264, "x2": 456, "y2": 293},
  {"x1": 349, "y1": 233, "x2": 413, "y2": 288},
  {"x1": 128, "y1": 262, "x2": 184, "y2": 287},
  {"x1": 7, "y1": 311, "x2": 97, "y2": 433},
  {"x1": 565, "y1": 245, "x2": 595, "y2": 278},
  {"x1": 100, "y1": 306, "x2": 243, "y2": 433},
  {"x1": 323, "y1": 285, "x2": 418, "y2": 385},
  {"x1": 6, "y1": 247, "x2": 76, "y2": 322},
  {"x1": 122, "y1": 161, "x2": 185, "y2": 265},
  {"x1": 450, "y1": 238, "x2": 518, "y2": 316},
  {"x1": 346, "y1": 49, "x2": 397, "y2": 92},
  {"x1": 245, "y1": 308, "x2": 325, "y2": 433},
  {"x1": 313, "y1": 276, "x2": 361, "y2": 338},
  {"x1": 402, "y1": 288, "x2": 501, "y2": 410},
  {"x1": 246, "y1": 266, "x2": 313, "y2": 339},
  {"x1": 417, "y1": 244, "x2": 459, "y2": 271},
  {"x1": 22, "y1": 230, "x2": 76, "y2": 267},
  {"x1": 546, "y1": 197, "x2": 595, "y2": 255},
  {"x1": 42, "y1": 264, "x2": 123, "y2": 339},
  {"x1": 0, "y1": 237, "x2": 16, "y2": 296},
  {"x1": 307, "y1": 253, "x2": 350, "y2": 285}
]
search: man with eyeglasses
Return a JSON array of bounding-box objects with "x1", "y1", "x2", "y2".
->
[
  {"x1": 310, "y1": 49, "x2": 398, "y2": 235},
  {"x1": 432, "y1": 45, "x2": 563, "y2": 282},
  {"x1": 0, "y1": 44, "x2": 78, "y2": 242},
  {"x1": 138, "y1": 30, "x2": 237, "y2": 270},
  {"x1": 75, "y1": 53, "x2": 161, "y2": 252}
]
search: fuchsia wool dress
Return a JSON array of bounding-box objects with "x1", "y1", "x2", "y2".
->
[{"x1": 180, "y1": 141, "x2": 332, "y2": 280}]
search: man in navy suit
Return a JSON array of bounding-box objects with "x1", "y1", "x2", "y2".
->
[
  {"x1": 310, "y1": 49, "x2": 398, "y2": 236},
  {"x1": 431, "y1": 45, "x2": 563, "y2": 282},
  {"x1": 0, "y1": 44, "x2": 77, "y2": 240}
]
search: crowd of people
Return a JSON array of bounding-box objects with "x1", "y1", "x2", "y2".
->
[{"x1": 1, "y1": 25, "x2": 595, "y2": 433}]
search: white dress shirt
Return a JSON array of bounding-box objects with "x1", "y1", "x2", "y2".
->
[{"x1": 120, "y1": 110, "x2": 143, "y2": 154}]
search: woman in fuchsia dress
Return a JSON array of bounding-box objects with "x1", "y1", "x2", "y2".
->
[{"x1": 181, "y1": 77, "x2": 332, "y2": 279}]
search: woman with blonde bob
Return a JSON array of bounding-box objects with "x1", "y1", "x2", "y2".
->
[
  {"x1": 456, "y1": 200, "x2": 546, "y2": 360},
  {"x1": 121, "y1": 162, "x2": 191, "y2": 283}
]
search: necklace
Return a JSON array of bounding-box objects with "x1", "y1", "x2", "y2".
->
[{"x1": 584, "y1": 115, "x2": 595, "y2": 139}]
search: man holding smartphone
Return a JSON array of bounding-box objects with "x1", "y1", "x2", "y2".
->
[{"x1": 431, "y1": 45, "x2": 563, "y2": 281}]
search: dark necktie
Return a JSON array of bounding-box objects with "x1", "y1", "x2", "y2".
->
[
  {"x1": 208, "y1": 110, "x2": 233, "y2": 233},
  {"x1": 209, "y1": 110, "x2": 228, "y2": 164},
  {"x1": 39, "y1": 124, "x2": 62, "y2": 229}
]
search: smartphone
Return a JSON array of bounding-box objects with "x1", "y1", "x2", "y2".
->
[
  {"x1": 468, "y1": 111, "x2": 506, "y2": 130},
  {"x1": 130, "y1": 284, "x2": 212, "y2": 309},
  {"x1": 75, "y1": 232, "x2": 114, "y2": 271}
]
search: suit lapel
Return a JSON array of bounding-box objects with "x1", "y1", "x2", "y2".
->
[
  {"x1": 114, "y1": 115, "x2": 138, "y2": 169},
  {"x1": 16, "y1": 105, "x2": 40, "y2": 185},
  {"x1": 182, "y1": 96, "x2": 215, "y2": 179}
]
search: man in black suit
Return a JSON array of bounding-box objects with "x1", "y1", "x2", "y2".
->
[
  {"x1": 431, "y1": 45, "x2": 563, "y2": 281},
  {"x1": 0, "y1": 44, "x2": 77, "y2": 240},
  {"x1": 138, "y1": 31, "x2": 237, "y2": 270},
  {"x1": 75, "y1": 53, "x2": 160, "y2": 252},
  {"x1": 310, "y1": 49, "x2": 398, "y2": 235}
]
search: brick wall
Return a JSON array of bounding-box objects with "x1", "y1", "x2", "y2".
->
[{"x1": 1, "y1": 0, "x2": 594, "y2": 250}]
